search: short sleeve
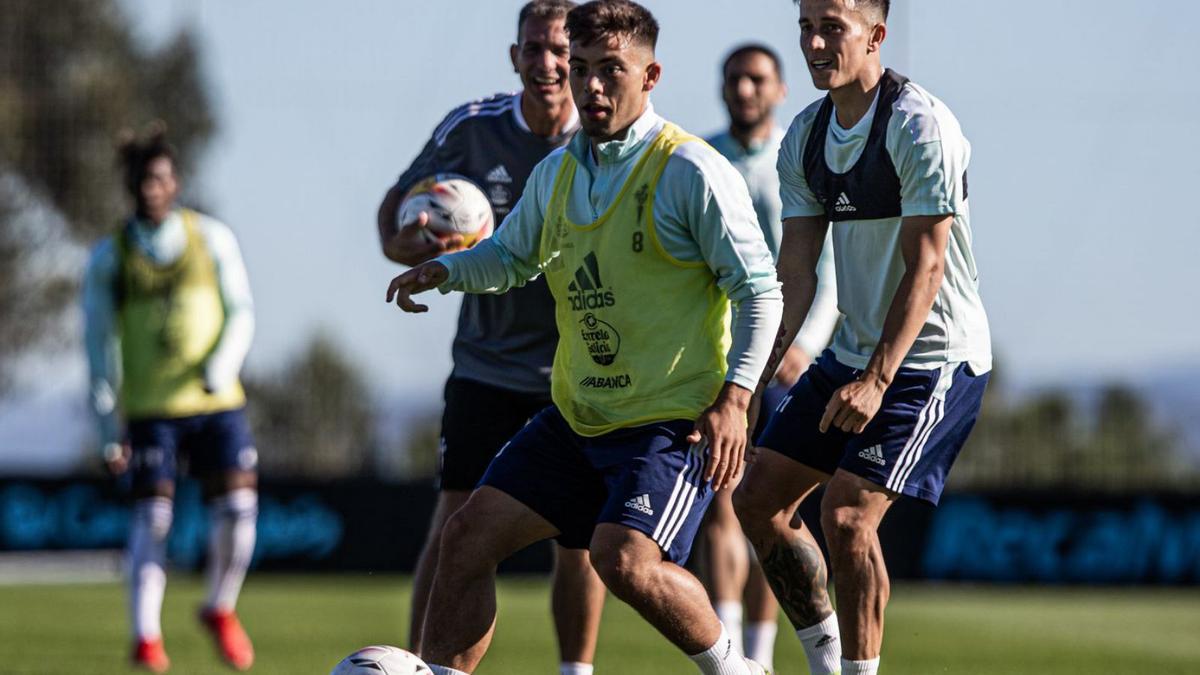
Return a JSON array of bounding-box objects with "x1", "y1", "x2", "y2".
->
[
  {"x1": 889, "y1": 87, "x2": 970, "y2": 218},
  {"x1": 778, "y1": 108, "x2": 827, "y2": 220}
]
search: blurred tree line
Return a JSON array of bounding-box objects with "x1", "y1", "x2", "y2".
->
[
  {"x1": 0, "y1": 1, "x2": 395, "y2": 481},
  {"x1": 242, "y1": 333, "x2": 379, "y2": 479},
  {"x1": 952, "y1": 365, "x2": 1197, "y2": 493},
  {"x1": 1, "y1": 0, "x2": 214, "y2": 391}
]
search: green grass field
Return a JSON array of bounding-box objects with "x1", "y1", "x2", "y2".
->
[{"x1": 1, "y1": 575, "x2": 1197, "y2": 674}]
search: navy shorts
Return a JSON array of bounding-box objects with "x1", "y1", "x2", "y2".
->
[
  {"x1": 753, "y1": 383, "x2": 789, "y2": 444},
  {"x1": 439, "y1": 377, "x2": 552, "y2": 491},
  {"x1": 479, "y1": 407, "x2": 713, "y2": 564},
  {"x1": 757, "y1": 351, "x2": 988, "y2": 505},
  {"x1": 126, "y1": 408, "x2": 258, "y2": 491}
]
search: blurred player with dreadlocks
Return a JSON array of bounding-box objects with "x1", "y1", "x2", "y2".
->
[{"x1": 83, "y1": 123, "x2": 258, "y2": 672}]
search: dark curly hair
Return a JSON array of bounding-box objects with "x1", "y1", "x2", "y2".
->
[{"x1": 116, "y1": 120, "x2": 176, "y2": 199}]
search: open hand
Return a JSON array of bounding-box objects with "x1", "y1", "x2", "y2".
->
[
  {"x1": 386, "y1": 261, "x2": 449, "y2": 313},
  {"x1": 102, "y1": 442, "x2": 130, "y2": 477}
]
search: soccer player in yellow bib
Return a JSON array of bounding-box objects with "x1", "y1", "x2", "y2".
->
[
  {"x1": 83, "y1": 127, "x2": 257, "y2": 673},
  {"x1": 386, "y1": 2, "x2": 782, "y2": 673}
]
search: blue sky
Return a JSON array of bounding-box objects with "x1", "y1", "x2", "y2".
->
[{"x1": 113, "y1": 0, "x2": 1199, "y2": 397}]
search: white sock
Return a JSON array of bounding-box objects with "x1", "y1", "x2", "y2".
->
[
  {"x1": 427, "y1": 666, "x2": 469, "y2": 675},
  {"x1": 796, "y1": 612, "x2": 841, "y2": 675},
  {"x1": 560, "y1": 662, "x2": 593, "y2": 675},
  {"x1": 128, "y1": 497, "x2": 173, "y2": 640},
  {"x1": 841, "y1": 656, "x2": 880, "y2": 675},
  {"x1": 743, "y1": 620, "x2": 777, "y2": 670},
  {"x1": 204, "y1": 488, "x2": 257, "y2": 612},
  {"x1": 714, "y1": 602, "x2": 744, "y2": 656},
  {"x1": 688, "y1": 624, "x2": 752, "y2": 675}
]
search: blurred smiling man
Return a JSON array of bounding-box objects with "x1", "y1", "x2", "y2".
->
[
  {"x1": 386, "y1": 1, "x2": 782, "y2": 673},
  {"x1": 733, "y1": 1, "x2": 991, "y2": 674}
]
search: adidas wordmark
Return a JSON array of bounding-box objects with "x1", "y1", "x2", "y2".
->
[
  {"x1": 625, "y1": 493, "x2": 654, "y2": 516},
  {"x1": 858, "y1": 444, "x2": 886, "y2": 466}
]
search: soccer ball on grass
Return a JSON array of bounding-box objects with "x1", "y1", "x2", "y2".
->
[{"x1": 330, "y1": 645, "x2": 432, "y2": 675}]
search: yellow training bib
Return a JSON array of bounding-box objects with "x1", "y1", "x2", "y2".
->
[
  {"x1": 541, "y1": 123, "x2": 731, "y2": 436},
  {"x1": 116, "y1": 209, "x2": 245, "y2": 418}
]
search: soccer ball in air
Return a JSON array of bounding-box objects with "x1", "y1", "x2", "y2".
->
[
  {"x1": 330, "y1": 645, "x2": 432, "y2": 675},
  {"x1": 398, "y1": 173, "x2": 494, "y2": 248}
]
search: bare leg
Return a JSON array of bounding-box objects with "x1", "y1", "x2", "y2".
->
[
  {"x1": 421, "y1": 487, "x2": 559, "y2": 673},
  {"x1": 733, "y1": 449, "x2": 832, "y2": 630},
  {"x1": 742, "y1": 555, "x2": 779, "y2": 668},
  {"x1": 588, "y1": 524, "x2": 722, "y2": 655},
  {"x1": 743, "y1": 560, "x2": 778, "y2": 624},
  {"x1": 409, "y1": 490, "x2": 471, "y2": 653},
  {"x1": 819, "y1": 470, "x2": 896, "y2": 660},
  {"x1": 702, "y1": 489, "x2": 750, "y2": 606},
  {"x1": 551, "y1": 545, "x2": 605, "y2": 666}
]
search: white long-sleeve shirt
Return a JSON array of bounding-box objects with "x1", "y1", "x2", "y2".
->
[
  {"x1": 82, "y1": 209, "x2": 254, "y2": 445},
  {"x1": 437, "y1": 104, "x2": 782, "y2": 391}
]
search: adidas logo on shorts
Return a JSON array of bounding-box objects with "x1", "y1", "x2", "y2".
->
[
  {"x1": 858, "y1": 444, "x2": 886, "y2": 466},
  {"x1": 625, "y1": 493, "x2": 654, "y2": 516}
]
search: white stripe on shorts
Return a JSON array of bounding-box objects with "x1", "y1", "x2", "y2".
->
[
  {"x1": 888, "y1": 398, "x2": 943, "y2": 493},
  {"x1": 661, "y1": 449, "x2": 705, "y2": 551},
  {"x1": 885, "y1": 364, "x2": 955, "y2": 493},
  {"x1": 651, "y1": 443, "x2": 704, "y2": 548}
]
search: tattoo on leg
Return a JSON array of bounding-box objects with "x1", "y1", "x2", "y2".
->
[{"x1": 760, "y1": 537, "x2": 833, "y2": 629}]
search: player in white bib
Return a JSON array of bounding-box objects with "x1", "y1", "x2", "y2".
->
[{"x1": 733, "y1": 2, "x2": 991, "y2": 675}]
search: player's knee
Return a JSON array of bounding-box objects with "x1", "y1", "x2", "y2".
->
[
  {"x1": 204, "y1": 470, "x2": 257, "y2": 499},
  {"x1": 706, "y1": 491, "x2": 739, "y2": 531},
  {"x1": 555, "y1": 548, "x2": 598, "y2": 581},
  {"x1": 732, "y1": 482, "x2": 772, "y2": 536},
  {"x1": 134, "y1": 497, "x2": 174, "y2": 541},
  {"x1": 437, "y1": 508, "x2": 488, "y2": 564},
  {"x1": 819, "y1": 504, "x2": 872, "y2": 553},
  {"x1": 588, "y1": 543, "x2": 651, "y2": 597}
]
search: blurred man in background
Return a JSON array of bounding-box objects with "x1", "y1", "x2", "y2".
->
[
  {"x1": 700, "y1": 42, "x2": 840, "y2": 672},
  {"x1": 374, "y1": 2, "x2": 606, "y2": 673},
  {"x1": 735, "y1": 1, "x2": 992, "y2": 674},
  {"x1": 83, "y1": 124, "x2": 258, "y2": 673}
]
